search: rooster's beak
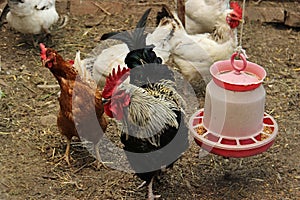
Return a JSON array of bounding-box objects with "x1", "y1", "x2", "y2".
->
[
  {"x1": 229, "y1": 16, "x2": 244, "y2": 23},
  {"x1": 228, "y1": 11, "x2": 243, "y2": 23},
  {"x1": 102, "y1": 98, "x2": 110, "y2": 104}
]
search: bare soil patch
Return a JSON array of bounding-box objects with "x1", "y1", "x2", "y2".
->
[{"x1": 0, "y1": 0, "x2": 299, "y2": 199}]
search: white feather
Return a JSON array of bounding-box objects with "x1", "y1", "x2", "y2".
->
[
  {"x1": 6, "y1": 0, "x2": 59, "y2": 34},
  {"x1": 73, "y1": 51, "x2": 94, "y2": 85},
  {"x1": 162, "y1": 11, "x2": 238, "y2": 82},
  {"x1": 185, "y1": 0, "x2": 230, "y2": 34},
  {"x1": 91, "y1": 24, "x2": 175, "y2": 86}
]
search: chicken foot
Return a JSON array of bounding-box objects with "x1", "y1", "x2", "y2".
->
[
  {"x1": 93, "y1": 141, "x2": 108, "y2": 169},
  {"x1": 148, "y1": 177, "x2": 161, "y2": 200},
  {"x1": 137, "y1": 181, "x2": 147, "y2": 189},
  {"x1": 254, "y1": 0, "x2": 263, "y2": 5},
  {"x1": 56, "y1": 137, "x2": 73, "y2": 166}
]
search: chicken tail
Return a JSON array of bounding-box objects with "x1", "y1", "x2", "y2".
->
[
  {"x1": 100, "y1": 8, "x2": 164, "y2": 69},
  {"x1": 156, "y1": 6, "x2": 173, "y2": 26},
  {"x1": 100, "y1": 8, "x2": 151, "y2": 52},
  {"x1": 56, "y1": 14, "x2": 69, "y2": 29},
  {"x1": 73, "y1": 51, "x2": 94, "y2": 83}
]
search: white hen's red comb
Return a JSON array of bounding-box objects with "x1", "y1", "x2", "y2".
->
[{"x1": 230, "y1": 2, "x2": 242, "y2": 17}]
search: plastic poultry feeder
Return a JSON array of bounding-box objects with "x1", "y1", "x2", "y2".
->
[{"x1": 189, "y1": 53, "x2": 278, "y2": 158}]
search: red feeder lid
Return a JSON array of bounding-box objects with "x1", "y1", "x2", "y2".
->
[{"x1": 211, "y1": 53, "x2": 267, "y2": 91}]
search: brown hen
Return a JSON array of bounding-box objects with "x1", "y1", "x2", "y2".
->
[{"x1": 40, "y1": 44, "x2": 108, "y2": 167}]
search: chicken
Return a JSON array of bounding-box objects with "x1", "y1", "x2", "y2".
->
[
  {"x1": 185, "y1": 0, "x2": 230, "y2": 34},
  {"x1": 87, "y1": 8, "x2": 172, "y2": 86},
  {"x1": 91, "y1": 41, "x2": 129, "y2": 87},
  {"x1": 103, "y1": 66, "x2": 188, "y2": 199},
  {"x1": 101, "y1": 9, "x2": 189, "y2": 199},
  {"x1": 39, "y1": 43, "x2": 108, "y2": 167},
  {"x1": 157, "y1": 3, "x2": 243, "y2": 83},
  {"x1": 82, "y1": 9, "x2": 151, "y2": 86},
  {"x1": 6, "y1": 0, "x2": 59, "y2": 44}
]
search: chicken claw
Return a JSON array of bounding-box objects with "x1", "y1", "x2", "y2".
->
[
  {"x1": 148, "y1": 177, "x2": 161, "y2": 200},
  {"x1": 56, "y1": 137, "x2": 74, "y2": 166},
  {"x1": 93, "y1": 143, "x2": 111, "y2": 169}
]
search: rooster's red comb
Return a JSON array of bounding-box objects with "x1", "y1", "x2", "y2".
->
[
  {"x1": 40, "y1": 43, "x2": 47, "y2": 61},
  {"x1": 102, "y1": 66, "x2": 130, "y2": 99},
  {"x1": 230, "y1": 2, "x2": 242, "y2": 17}
]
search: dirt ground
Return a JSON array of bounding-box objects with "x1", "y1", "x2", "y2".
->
[{"x1": 0, "y1": 0, "x2": 299, "y2": 199}]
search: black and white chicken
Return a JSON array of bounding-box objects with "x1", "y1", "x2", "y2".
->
[
  {"x1": 77, "y1": 8, "x2": 173, "y2": 86},
  {"x1": 101, "y1": 9, "x2": 189, "y2": 200}
]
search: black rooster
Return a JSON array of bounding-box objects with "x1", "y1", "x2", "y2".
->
[{"x1": 102, "y1": 9, "x2": 189, "y2": 200}]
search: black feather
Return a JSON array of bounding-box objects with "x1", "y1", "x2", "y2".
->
[
  {"x1": 121, "y1": 110, "x2": 189, "y2": 184},
  {"x1": 101, "y1": 8, "x2": 168, "y2": 76},
  {"x1": 125, "y1": 47, "x2": 161, "y2": 69},
  {"x1": 136, "y1": 8, "x2": 151, "y2": 29},
  {"x1": 100, "y1": 8, "x2": 151, "y2": 51},
  {"x1": 116, "y1": 8, "x2": 188, "y2": 195},
  {"x1": 129, "y1": 63, "x2": 175, "y2": 88},
  {"x1": 156, "y1": 6, "x2": 173, "y2": 26},
  {"x1": 100, "y1": 32, "x2": 120, "y2": 41},
  {"x1": 8, "y1": 0, "x2": 25, "y2": 3}
]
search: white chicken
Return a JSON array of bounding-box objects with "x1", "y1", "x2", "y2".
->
[
  {"x1": 92, "y1": 43, "x2": 129, "y2": 86},
  {"x1": 160, "y1": 2, "x2": 243, "y2": 83},
  {"x1": 185, "y1": 0, "x2": 230, "y2": 34},
  {"x1": 6, "y1": 0, "x2": 59, "y2": 35}
]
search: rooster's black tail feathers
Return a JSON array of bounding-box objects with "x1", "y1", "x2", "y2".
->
[
  {"x1": 101, "y1": 8, "x2": 151, "y2": 52},
  {"x1": 100, "y1": 31, "x2": 120, "y2": 41},
  {"x1": 101, "y1": 7, "x2": 172, "y2": 85}
]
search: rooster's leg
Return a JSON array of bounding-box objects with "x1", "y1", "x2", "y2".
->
[
  {"x1": 31, "y1": 35, "x2": 39, "y2": 48},
  {"x1": 93, "y1": 141, "x2": 108, "y2": 169},
  {"x1": 148, "y1": 177, "x2": 161, "y2": 200}
]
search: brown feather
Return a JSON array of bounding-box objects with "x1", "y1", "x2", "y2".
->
[{"x1": 41, "y1": 46, "x2": 107, "y2": 164}]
